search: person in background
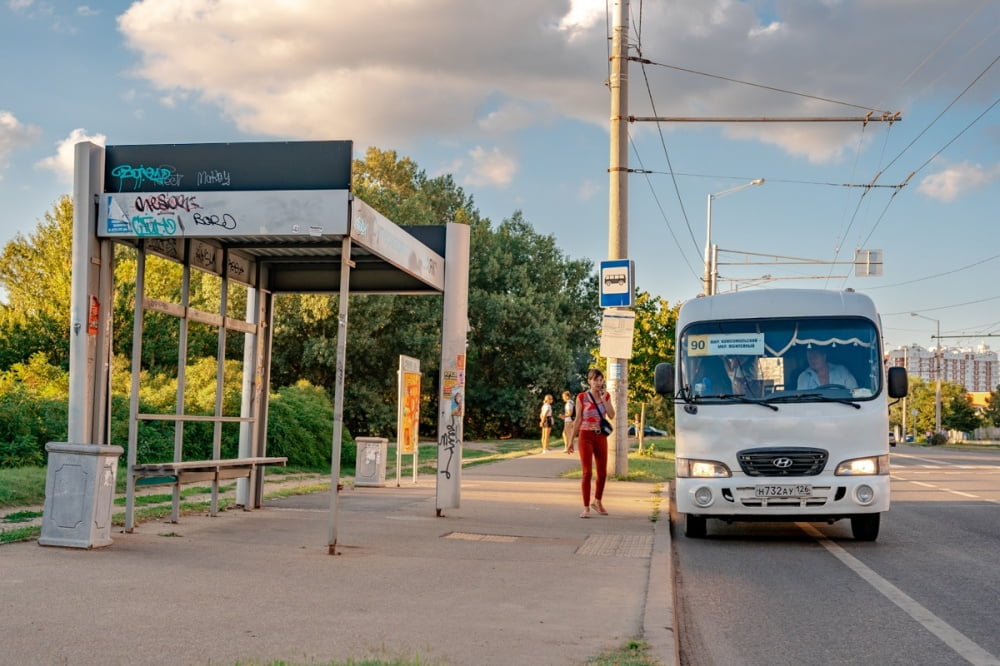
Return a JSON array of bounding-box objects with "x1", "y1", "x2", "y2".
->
[
  {"x1": 797, "y1": 348, "x2": 857, "y2": 390},
  {"x1": 567, "y1": 368, "x2": 615, "y2": 518},
  {"x1": 539, "y1": 394, "x2": 555, "y2": 453},
  {"x1": 561, "y1": 390, "x2": 575, "y2": 453}
]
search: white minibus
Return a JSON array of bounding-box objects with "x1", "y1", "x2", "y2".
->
[{"x1": 655, "y1": 288, "x2": 907, "y2": 541}]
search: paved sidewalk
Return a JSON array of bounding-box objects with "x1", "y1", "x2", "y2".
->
[{"x1": 0, "y1": 453, "x2": 676, "y2": 666}]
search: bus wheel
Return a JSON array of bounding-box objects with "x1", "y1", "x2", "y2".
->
[
  {"x1": 851, "y1": 514, "x2": 880, "y2": 541},
  {"x1": 684, "y1": 514, "x2": 707, "y2": 538}
]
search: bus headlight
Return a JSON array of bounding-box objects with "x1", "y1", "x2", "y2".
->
[
  {"x1": 855, "y1": 484, "x2": 876, "y2": 505},
  {"x1": 835, "y1": 455, "x2": 889, "y2": 476},
  {"x1": 677, "y1": 458, "x2": 732, "y2": 478},
  {"x1": 693, "y1": 486, "x2": 714, "y2": 507}
]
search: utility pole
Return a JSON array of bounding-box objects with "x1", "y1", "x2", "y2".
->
[{"x1": 607, "y1": 0, "x2": 629, "y2": 476}]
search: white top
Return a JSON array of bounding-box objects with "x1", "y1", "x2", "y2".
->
[{"x1": 797, "y1": 363, "x2": 858, "y2": 390}]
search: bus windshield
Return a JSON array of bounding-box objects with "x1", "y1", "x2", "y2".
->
[{"x1": 679, "y1": 316, "x2": 882, "y2": 402}]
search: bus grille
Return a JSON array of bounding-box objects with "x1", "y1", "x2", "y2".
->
[{"x1": 736, "y1": 447, "x2": 828, "y2": 477}]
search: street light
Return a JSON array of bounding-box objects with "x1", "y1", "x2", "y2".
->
[
  {"x1": 704, "y1": 178, "x2": 765, "y2": 295},
  {"x1": 910, "y1": 312, "x2": 942, "y2": 435}
]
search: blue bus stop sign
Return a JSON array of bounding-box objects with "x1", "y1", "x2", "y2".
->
[{"x1": 599, "y1": 259, "x2": 634, "y2": 307}]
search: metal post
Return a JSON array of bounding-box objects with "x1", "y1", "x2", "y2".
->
[
  {"x1": 607, "y1": 0, "x2": 629, "y2": 476},
  {"x1": 704, "y1": 179, "x2": 764, "y2": 297},
  {"x1": 911, "y1": 313, "x2": 942, "y2": 437},
  {"x1": 935, "y1": 319, "x2": 942, "y2": 435},
  {"x1": 328, "y1": 236, "x2": 352, "y2": 554},
  {"x1": 703, "y1": 193, "x2": 713, "y2": 295}
]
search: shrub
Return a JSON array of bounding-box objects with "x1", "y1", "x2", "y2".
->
[
  {"x1": 0, "y1": 389, "x2": 67, "y2": 468},
  {"x1": 265, "y1": 380, "x2": 354, "y2": 469}
]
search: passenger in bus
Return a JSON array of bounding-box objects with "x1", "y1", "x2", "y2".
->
[
  {"x1": 688, "y1": 356, "x2": 732, "y2": 396},
  {"x1": 723, "y1": 356, "x2": 758, "y2": 397},
  {"x1": 797, "y1": 348, "x2": 857, "y2": 390}
]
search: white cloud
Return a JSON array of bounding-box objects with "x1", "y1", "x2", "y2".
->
[
  {"x1": 77, "y1": 5, "x2": 100, "y2": 17},
  {"x1": 8, "y1": 0, "x2": 34, "y2": 11},
  {"x1": 34, "y1": 128, "x2": 106, "y2": 183},
  {"x1": 917, "y1": 161, "x2": 1000, "y2": 202},
  {"x1": 462, "y1": 146, "x2": 518, "y2": 188},
  {"x1": 578, "y1": 178, "x2": 600, "y2": 202},
  {"x1": 0, "y1": 110, "x2": 41, "y2": 179},
  {"x1": 557, "y1": 0, "x2": 604, "y2": 40},
  {"x1": 478, "y1": 102, "x2": 543, "y2": 134},
  {"x1": 114, "y1": 0, "x2": 997, "y2": 166}
]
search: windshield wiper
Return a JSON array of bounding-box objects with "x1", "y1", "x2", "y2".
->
[
  {"x1": 701, "y1": 393, "x2": 779, "y2": 411},
  {"x1": 765, "y1": 393, "x2": 861, "y2": 409}
]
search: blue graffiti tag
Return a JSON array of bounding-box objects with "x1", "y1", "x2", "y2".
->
[
  {"x1": 130, "y1": 215, "x2": 178, "y2": 237},
  {"x1": 110, "y1": 164, "x2": 184, "y2": 191}
]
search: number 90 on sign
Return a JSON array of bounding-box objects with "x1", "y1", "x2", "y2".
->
[{"x1": 687, "y1": 335, "x2": 709, "y2": 357}]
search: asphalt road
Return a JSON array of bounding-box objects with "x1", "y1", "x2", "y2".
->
[{"x1": 672, "y1": 444, "x2": 1000, "y2": 666}]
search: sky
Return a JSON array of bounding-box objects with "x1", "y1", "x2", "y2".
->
[{"x1": 1, "y1": 0, "x2": 998, "y2": 354}]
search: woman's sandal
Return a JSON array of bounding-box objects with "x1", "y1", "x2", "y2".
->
[
  {"x1": 579, "y1": 508, "x2": 591, "y2": 518},
  {"x1": 590, "y1": 500, "x2": 608, "y2": 516}
]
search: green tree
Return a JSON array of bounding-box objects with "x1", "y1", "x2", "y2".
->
[
  {"x1": 0, "y1": 196, "x2": 75, "y2": 369},
  {"x1": 270, "y1": 147, "x2": 599, "y2": 439},
  {"x1": 465, "y1": 212, "x2": 598, "y2": 437},
  {"x1": 891, "y1": 377, "x2": 976, "y2": 437},
  {"x1": 943, "y1": 392, "x2": 981, "y2": 432},
  {"x1": 623, "y1": 290, "x2": 678, "y2": 434},
  {"x1": 983, "y1": 385, "x2": 1000, "y2": 427}
]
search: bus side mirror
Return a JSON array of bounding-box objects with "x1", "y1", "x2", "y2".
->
[
  {"x1": 655, "y1": 363, "x2": 675, "y2": 396},
  {"x1": 887, "y1": 366, "x2": 907, "y2": 399}
]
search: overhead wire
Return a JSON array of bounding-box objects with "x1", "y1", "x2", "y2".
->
[
  {"x1": 865, "y1": 252, "x2": 1000, "y2": 290},
  {"x1": 624, "y1": 0, "x2": 703, "y2": 286},
  {"x1": 632, "y1": 58, "x2": 895, "y2": 114},
  {"x1": 629, "y1": 136, "x2": 702, "y2": 282},
  {"x1": 835, "y1": 9, "x2": 1000, "y2": 288},
  {"x1": 838, "y1": 2, "x2": 996, "y2": 289},
  {"x1": 878, "y1": 53, "x2": 999, "y2": 176},
  {"x1": 871, "y1": 0, "x2": 993, "y2": 110},
  {"x1": 621, "y1": 2, "x2": 998, "y2": 301}
]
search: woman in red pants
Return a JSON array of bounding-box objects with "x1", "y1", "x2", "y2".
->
[{"x1": 567, "y1": 368, "x2": 615, "y2": 518}]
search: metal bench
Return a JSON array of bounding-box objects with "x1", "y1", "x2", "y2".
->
[
  {"x1": 131, "y1": 456, "x2": 288, "y2": 486},
  {"x1": 127, "y1": 456, "x2": 288, "y2": 528}
]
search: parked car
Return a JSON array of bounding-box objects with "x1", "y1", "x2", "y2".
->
[
  {"x1": 889, "y1": 431, "x2": 897, "y2": 446},
  {"x1": 628, "y1": 424, "x2": 667, "y2": 438}
]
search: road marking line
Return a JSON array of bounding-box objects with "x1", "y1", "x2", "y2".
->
[
  {"x1": 892, "y1": 453, "x2": 957, "y2": 465},
  {"x1": 944, "y1": 489, "x2": 980, "y2": 498},
  {"x1": 799, "y1": 523, "x2": 1000, "y2": 666}
]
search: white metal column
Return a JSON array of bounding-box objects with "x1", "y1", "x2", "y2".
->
[
  {"x1": 327, "y1": 235, "x2": 353, "y2": 553},
  {"x1": 435, "y1": 222, "x2": 470, "y2": 514}
]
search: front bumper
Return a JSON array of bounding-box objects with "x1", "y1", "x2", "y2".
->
[{"x1": 675, "y1": 475, "x2": 890, "y2": 518}]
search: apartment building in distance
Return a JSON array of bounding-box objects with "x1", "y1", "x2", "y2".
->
[{"x1": 889, "y1": 342, "x2": 998, "y2": 392}]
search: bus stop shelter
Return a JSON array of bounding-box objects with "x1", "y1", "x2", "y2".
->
[{"x1": 40, "y1": 140, "x2": 469, "y2": 552}]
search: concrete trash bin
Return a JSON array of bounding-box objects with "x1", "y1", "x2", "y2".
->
[
  {"x1": 39, "y1": 442, "x2": 124, "y2": 549},
  {"x1": 355, "y1": 437, "x2": 388, "y2": 487}
]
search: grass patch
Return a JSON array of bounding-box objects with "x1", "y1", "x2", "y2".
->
[
  {"x1": 620, "y1": 445, "x2": 676, "y2": 482},
  {"x1": 0, "y1": 466, "x2": 47, "y2": 508},
  {"x1": 113, "y1": 483, "x2": 238, "y2": 506},
  {"x1": 385, "y1": 439, "x2": 539, "y2": 477},
  {"x1": 236, "y1": 658, "x2": 433, "y2": 666},
  {"x1": 265, "y1": 483, "x2": 331, "y2": 500},
  {"x1": 0, "y1": 525, "x2": 41, "y2": 544},
  {"x1": 2, "y1": 510, "x2": 43, "y2": 524},
  {"x1": 110, "y1": 497, "x2": 238, "y2": 527},
  {"x1": 588, "y1": 639, "x2": 658, "y2": 665},
  {"x1": 562, "y1": 439, "x2": 676, "y2": 484}
]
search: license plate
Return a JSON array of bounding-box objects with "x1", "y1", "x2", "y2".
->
[{"x1": 755, "y1": 484, "x2": 812, "y2": 498}]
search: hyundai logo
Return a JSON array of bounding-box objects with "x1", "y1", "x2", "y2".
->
[{"x1": 772, "y1": 457, "x2": 794, "y2": 469}]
